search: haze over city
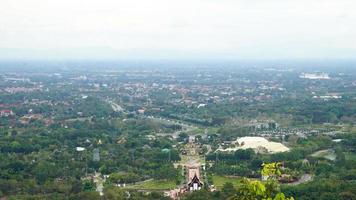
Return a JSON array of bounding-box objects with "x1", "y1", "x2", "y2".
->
[{"x1": 1, "y1": 0, "x2": 356, "y2": 60}]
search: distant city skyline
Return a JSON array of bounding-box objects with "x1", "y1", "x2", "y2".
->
[{"x1": 1, "y1": 0, "x2": 356, "y2": 60}]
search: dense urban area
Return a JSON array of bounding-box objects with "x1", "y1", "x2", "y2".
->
[{"x1": 0, "y1": 61, "x2": 355, "y2": 200}]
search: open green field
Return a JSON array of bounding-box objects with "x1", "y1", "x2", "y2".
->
[
  {"x1": 125, "y1": 179, "x2": 177, "y2": 190},
  {"x1": 211, "y1": 175, "x2": 243, "y2": 189},
  {"x1": 345, "y1": 152, "x2": 356, "y2": 161}
]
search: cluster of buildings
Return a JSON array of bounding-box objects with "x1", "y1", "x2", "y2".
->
[
  {"x1": 0, "y1": 110, "x2": 14, "y2": 117},
  {"x1": 299, "y1": 72, "x2": 330, "y2": 80},
  {"x1": 3, "y1": 86, "x2": 42, "y2": 94}
]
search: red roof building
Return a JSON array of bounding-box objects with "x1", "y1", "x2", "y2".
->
[{"x1": 0, "y1": 110, "x2": 14, "y2": 117}]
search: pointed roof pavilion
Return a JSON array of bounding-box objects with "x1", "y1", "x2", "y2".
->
[{"x1": 187, "y1": 173, "x2": 203, "y2": 190}]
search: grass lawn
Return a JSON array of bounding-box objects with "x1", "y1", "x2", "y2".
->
[
  {"x1": 211, "y1": 175, "x2": 243, "y2": 189},
  {"x1": 345, "y1": 152, "x2": 356, "y2": 161},
  {"x1": 126, "y1": 179, "x2": 177, "y2": 190}
]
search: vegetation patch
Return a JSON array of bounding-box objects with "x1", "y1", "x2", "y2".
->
[
  {"x1": 211, "y1": 175, "x2": 243, "y2": 189},
  {"x1": 126, "y1": 179, "x2": 177, "y2": 190}
]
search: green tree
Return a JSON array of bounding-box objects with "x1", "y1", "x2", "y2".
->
[
  {"x1": 77, "y1": 191, "x2": 101, "y2": 200},
  {"x1": 221, "y1": 182, "x2": 236, "y2": 199},
  {"x1": 104, "y1": 187, "x2": 125, "y2": 200}
]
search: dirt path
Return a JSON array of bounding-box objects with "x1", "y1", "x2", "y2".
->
[
  {"x1": 286, "y1": 174, "x2": 313, "y2": 186},
  {"x1": 93, "y1": 172, "x2": 104, "y2": 196}
]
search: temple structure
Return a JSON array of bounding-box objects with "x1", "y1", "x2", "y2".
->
[
  {"x1": 187, "y1": 173, "x2": 203, "y2": 191},
  {"x1": 186, "y1": 164, "x2": 203, "y2": 191}
]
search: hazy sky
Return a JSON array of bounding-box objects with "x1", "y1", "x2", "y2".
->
[{"x1": 1, "y1": 0, "x2": 356, "y2": 60}]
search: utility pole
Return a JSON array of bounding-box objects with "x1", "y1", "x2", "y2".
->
[
  {"x1": 168, "y1": 149, "x2": 171, "y2": 162},
  {"x1": 85, "y1": 154, "x2": 88, "y2": 176},
  {"x1": 130, "y1": 149, "x2": 135, "y2": 163}
]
